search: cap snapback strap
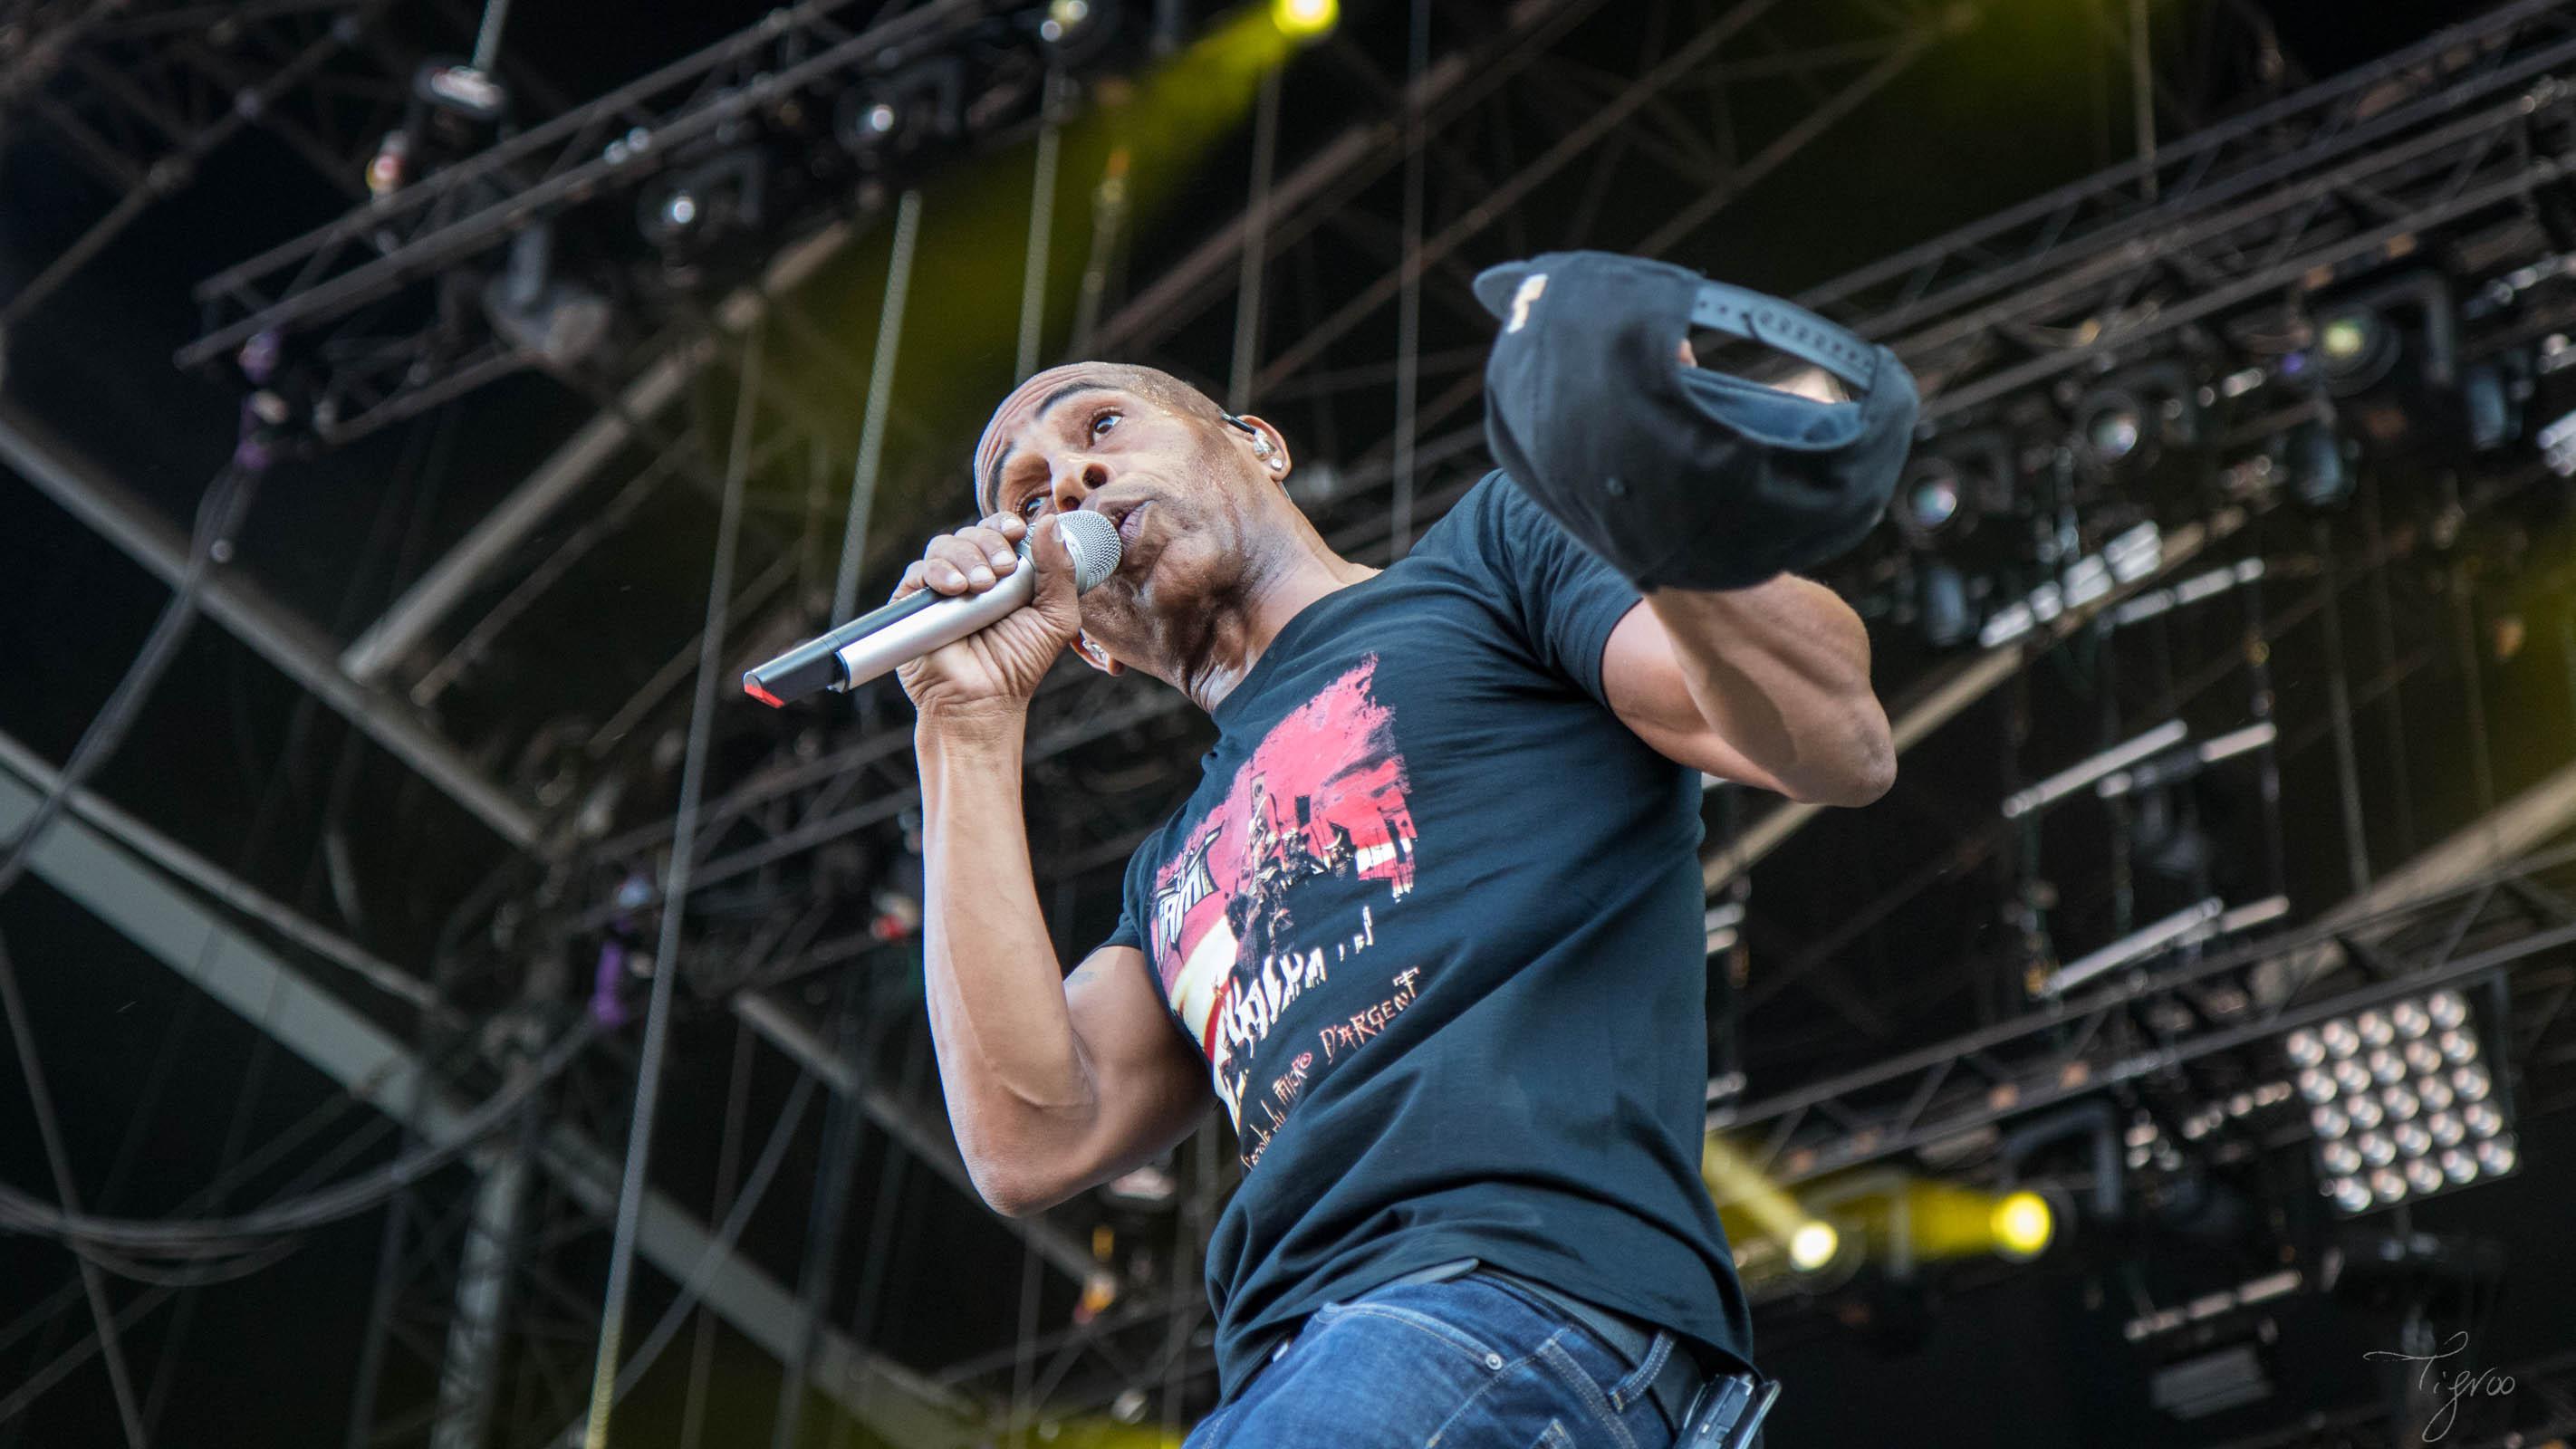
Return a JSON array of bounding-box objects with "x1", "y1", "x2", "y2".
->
[{"x1": 1688, "y1": 281, "x2": 1879, "y2": 393}]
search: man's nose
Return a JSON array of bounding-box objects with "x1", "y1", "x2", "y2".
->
[{"x1": 1050, "y1": 459, "x2": 1111, "y2": 513}]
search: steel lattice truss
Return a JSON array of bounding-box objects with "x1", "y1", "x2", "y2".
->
[
  {"x1": 168, "y1": 0, "x2": 1025, "y2": 445},
  {"x1": 1713, "y1": 841, "x2": 2576, "y2": 1189},
  {"x1": 0, "y1": 0, "x2": 523, "y2": 332},
  {"x1": 1813, "y1": 0, "x2": 2576, "y2": 419}
]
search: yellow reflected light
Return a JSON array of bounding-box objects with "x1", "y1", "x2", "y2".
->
[
  {"x1": 1705, "y1": 1135, "x2": 2062, "y2": 1278},
  {"x1": 1273, "y1": 0, "x2": 1339, "y2": 40},
  {"x1": 1991, "y1": 1190, "x2": 2054, "y2": 1260}
]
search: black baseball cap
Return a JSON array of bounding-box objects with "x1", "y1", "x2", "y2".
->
[{"x1": 1473, "y1": 250, "x2": 1919, "y2": 591}]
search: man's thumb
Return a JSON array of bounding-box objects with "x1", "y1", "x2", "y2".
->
[{"x1": 1029, "y1": 514, "x2": 1081, "y2": 614}]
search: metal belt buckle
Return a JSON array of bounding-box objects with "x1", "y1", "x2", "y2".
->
[{"x1": 1681, "y1": 1371, "x2": 1779, "y2": 1449}]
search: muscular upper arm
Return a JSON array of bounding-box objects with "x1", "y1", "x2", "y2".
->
[
  {"x1": 1051, "y1": 944, "x2": 1210, "y2": 1203},
  {"x1": 1599, "y1": 601, "x2": 1797, "y2": 796}
]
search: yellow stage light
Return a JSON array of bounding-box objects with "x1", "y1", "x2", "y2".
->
[
  {"x1": 1991, "y1": 1190, "x2": 2054, "y2": 1260},
  {"x1": 1273, "y1": 0, "x2": 1338, "y2": 41},
  {"x1": 1786, "y1": 1220, "x2": 1840, "y2": 1271}
]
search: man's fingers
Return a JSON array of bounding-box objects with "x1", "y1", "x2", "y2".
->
[
  {"x1": 923, "y1": 536, "x2": 999, "y2": 592},
  {"x1": 956, "y1": 523, "x2": 1019, "y2": 575}
]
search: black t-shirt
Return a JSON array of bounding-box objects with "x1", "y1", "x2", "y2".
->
[{"x1": 1104, "y1": 472, "x2": 1752, "y2": 1396}]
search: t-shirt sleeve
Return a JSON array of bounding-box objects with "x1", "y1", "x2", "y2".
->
[
  {"x1": 1456, "y1": 471, "x2": 1644, "y2": 705},
  {"x1": 1098, "y1": 911, "x2": 1142, "y2": 955},
  {"x1": 1087, "y1": 829, "x2": 1158, "y2": 962}
]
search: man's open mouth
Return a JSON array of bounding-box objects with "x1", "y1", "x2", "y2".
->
[{"x1": 1111, "y1": 500, "x2": 1152, "y2": 551}]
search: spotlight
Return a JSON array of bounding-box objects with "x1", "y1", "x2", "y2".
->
[
  {"x1": 835, "y1": 58, "x2": 966, "y2": 163},
  {"x1": 1992, "y1": 1190, "x2": 2053, "y2": 1260},
  {"x1": 1903, "y1": 463, "x2": 1963, "y2": 536},
  {"x1": 1787, "y1": 1220, "x2": 1840, "y2": 1271},
  {"x1": 639, "y1": 149, "x2": 767, "y2": 259},
  {"x1": 2083, "y1": 398, "x2": 2145, "y2": 465},
  {"x1": 1035, "y1": 0, "x2": 1120, "y2": 59},
  {"x1": 414, "y1": 60, "x2": 508, "y2": 125},
  {"x1": 2072, "y1": 361, "x2": 2201, "y2": 472},
  {"x1": 1041, "y1": 0, "x2": 1091, "y2": 43},
  {"x1": 2318, "y1": 307, "x2": 2399, "y2": 393},
  {"x1": 1890, "y1": 430, "x2": 2013, "y2": 549},
  {"x1": 1273, "y1": 0, "x2": 1337, "y2": 39},
  {"x1": 2288, "y1": 985, "x2": 2518, "y2": 1214}
]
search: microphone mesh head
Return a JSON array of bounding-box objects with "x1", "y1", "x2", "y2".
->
[{"x1": 1056, "y1": 509, "x2": 1123, "y2": 593}]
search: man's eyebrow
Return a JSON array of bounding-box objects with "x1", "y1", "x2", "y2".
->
[{"x1": 982, "y1": 381, "x2": 1120, "y2": 512}]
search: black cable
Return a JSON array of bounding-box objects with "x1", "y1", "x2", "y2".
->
[
  {"x1": 544, "y1": 1066, "x2": 822, "y2": 1446},
  {"x1": 0, "y1": 461, "x2": 251, "y2": 1449},
  {"x1": 0, "y1": 1015, "x2": 594, "y2": 1253},
  {"x1": 0, "y1": 463, "x2": 255, "y2": 898}
]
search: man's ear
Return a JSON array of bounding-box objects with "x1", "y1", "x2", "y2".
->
[
  {"x1": 1075, "y1": 630, "x2": 1126, "y2": 677},
  {"x1": 1234, "y1": 414, "x2": 1291, "y2": 482}
]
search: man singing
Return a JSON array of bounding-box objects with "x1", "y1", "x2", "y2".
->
[{"x1": 894, "y1": 252, "x2": 1918, "y2": 1447}]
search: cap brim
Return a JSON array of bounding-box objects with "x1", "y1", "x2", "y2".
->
[{"x1": 1472, "y1": 261, "x2": 1535, "y2": 321}]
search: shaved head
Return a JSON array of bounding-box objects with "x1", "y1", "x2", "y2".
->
[{"x1": 973, "y1": 361, "x2": 1228, "y2": 515}]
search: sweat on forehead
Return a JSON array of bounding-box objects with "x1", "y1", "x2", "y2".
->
[{"x1": 970, "y1": 361, "x2": 1222, "y2": 512}]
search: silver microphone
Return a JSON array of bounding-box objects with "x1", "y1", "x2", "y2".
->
[{"x1": 745, "y1": 510, "x2": 1123, "y2": 706}]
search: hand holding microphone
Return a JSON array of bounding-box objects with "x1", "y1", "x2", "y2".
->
[{"x1": 742, "y1": 509, "x2": 1121, "y2": 714}]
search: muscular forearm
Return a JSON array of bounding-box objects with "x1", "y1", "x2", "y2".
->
[
  {"x1": 1645, "y1": 576, "x2": 1893, "y2": 806},
  {"x1": 915, "y1": 707, "x2": 1100, "y2": 1209}
]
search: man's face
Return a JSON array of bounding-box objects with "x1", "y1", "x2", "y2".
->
[{"x1": 973, "y1": 366, "x2": 1269, "y2": 669}]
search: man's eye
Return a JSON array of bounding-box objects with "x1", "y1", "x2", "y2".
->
[
  {"x1": 1090, "y1": 410, "x2": 1121, "y2": 440},
  {"x1": 1020, "y1": 494, "x2": 1046, "y2": 522}
]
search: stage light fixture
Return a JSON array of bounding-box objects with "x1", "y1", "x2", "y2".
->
[
  {"x1": 2290, "y1": 987, "x2": 2517, "y2": 1216},
  {"x1": 1787, "y1": 1220, "x2": 1840, "y2": 1271},
  {"x1": 1042, "y1": 0, "x2": 1091, "y2": 42},
  {"x1": 2462, "y1": 359, "x2": 2523, "y2": 452},
  {"x1": 1890, "y1": 430, "x2": 2013, "y2": 550},
  {"x1": 2072, "y1": 362, "x2": 2201, "y2": 473},
  {"x1": 481, "y1": 222, "x2": 610, "y2": 366},
  {"x1": 1916, "y1": 558, "x2": 1972, "y2": 649},
  {"x1": 2084, "y1": 398, "x2": 2144, "y2": 464},
  {"x1": 1273, "y1": 0, "x2": 1337, "y2": 40},
  {"x1": 1992, "y1": 1190, "x2": 2053, "y2": 1260},
  {"x1": 835, "y1": 58, "x2": 965, "y2": 164},
  {"x1": 2318, "y1": 306, "x2": 2400, "y2": 394},
  {"x1": 1905, "y1": 463, "x2": 1961, "y2": 532},
  {"x1": 638, "y1": 149, "x2": 766, "y2": 259},
  {"x1": 2288, "y1": 420, "x2": 2351, "y2": 509}
]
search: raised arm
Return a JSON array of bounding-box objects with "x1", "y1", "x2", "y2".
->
[
  {"x1": 900, "y1": 512, "x2": 1208, "y2": 1217},
  {"x1": 1600, "y1": 578, "x2": 1894, "y2": 808}
]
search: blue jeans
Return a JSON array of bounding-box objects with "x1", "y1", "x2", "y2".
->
[{"x1": 1184, "y1": 1273, "x2": 1752, "y2": 1449}]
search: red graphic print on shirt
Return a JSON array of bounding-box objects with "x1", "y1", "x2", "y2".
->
[{"x1": 1145, "y1": 656, "x2": 1419, "y2": 1162}]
